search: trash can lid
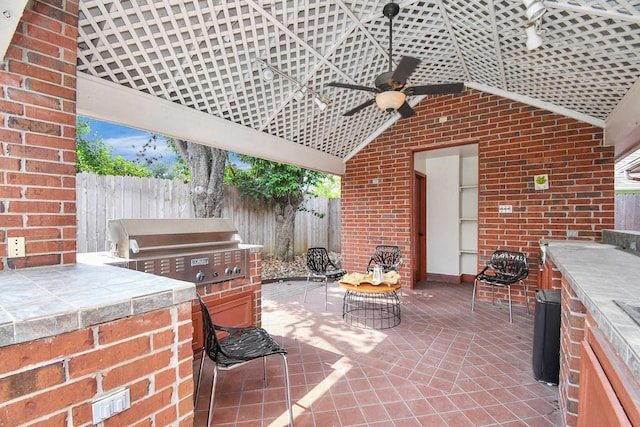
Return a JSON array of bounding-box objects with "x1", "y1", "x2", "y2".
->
[{"x1": 535, "y1": 289, "x2": 561, "y2": 304}]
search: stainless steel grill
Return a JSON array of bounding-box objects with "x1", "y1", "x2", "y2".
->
[{"x1": 107, "y1": 218, "x2": 248, "y2": 285}]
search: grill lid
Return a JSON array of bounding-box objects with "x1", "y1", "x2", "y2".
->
[{"x1": 108, "y1": 218, "x2": 241, "y2": 259}]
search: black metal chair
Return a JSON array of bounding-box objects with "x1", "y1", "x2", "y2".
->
[
  {"x1": 471, "y1": 250, "x2": 530, "y2": 322},
  {"x1": 304, "y1": 247, "x2": 346, "y2": 310},
  {"x1": 194, "y1": 294, "x2": 293, "y2": 426},
  {"x1": 366, "y1": 245, "x2": 403, "y2": 273}
]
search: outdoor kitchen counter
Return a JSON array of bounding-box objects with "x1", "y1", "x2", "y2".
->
[
  {"x1": 0, "y1": 263, "x2": 195, "y2": 348},
  {"x1": 542, "y1": 239, "x2": 640, "y2": 383}
]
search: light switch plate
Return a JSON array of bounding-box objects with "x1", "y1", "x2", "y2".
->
[{"x1": 92, "y1": 388, "x2": 130, "y2": 424}]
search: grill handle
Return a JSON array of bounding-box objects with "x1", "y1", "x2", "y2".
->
[{"x1": 133, "y1": 240, "x2": 238, "y2": 253}]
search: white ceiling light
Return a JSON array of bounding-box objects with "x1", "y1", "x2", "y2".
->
[
  {"x1": 293, "y1": 86, "x2": 307, "y2": 101},
  {"x1": 526, "y1": 25, "x2": 543, "y2": 50},
  {"x1": 375, "y1": 91, "x2": 406, "y2": 112},
  {"x1": 313, "y1": 96, "x2": 329, "y2": 111},
  {"x1": 256, "y1": 59, "x2": 330, "y2": 110},
  {"x1": 261, "y1": 67, "x2": 274, "y2": 82},
  {"x1": 522, "y1": 0, "x2": 546, "y2": 22}
]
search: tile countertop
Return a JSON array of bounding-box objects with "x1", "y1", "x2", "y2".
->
[
  {"x1": 0, "y1": 263, "x2": 195, "y2": 348},
  {"x1": 543, "y1": 240, "x2": 640, "y2": 382}
]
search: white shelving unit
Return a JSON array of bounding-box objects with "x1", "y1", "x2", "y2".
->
[{"x1": 459, "y1": 155, "x2": 478, "y2": 275}]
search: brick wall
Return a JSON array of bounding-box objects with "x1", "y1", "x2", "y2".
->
[
  {"x1": 558, "y1": 266, "x2": 587, "y2": 427},
  {"x1": 0, "y1": 0, "x2": 78, "y2": 270},
  {"x1": 342, "y1": 89, "x2": 614, "y2": 296},
  {"x1": 0, "y1": 303, "x2": 194, "y2": 426}
]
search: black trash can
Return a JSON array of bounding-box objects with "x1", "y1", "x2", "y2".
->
[{"x1": 532, "y1": 289, "x2": 561, "y2": 385}]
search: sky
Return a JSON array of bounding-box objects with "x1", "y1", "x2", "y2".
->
[{"x1": 79, "y1": 116, "x2": 178, "y2": 165}]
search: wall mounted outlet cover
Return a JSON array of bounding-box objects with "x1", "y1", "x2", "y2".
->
[{"x1": 534, "y1": 174, "x2": 549, "y2": 190}]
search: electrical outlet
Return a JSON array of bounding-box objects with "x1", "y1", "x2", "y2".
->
[
  {"x1": 567, "y1": 230, "x2": 579, "y2": 238},
  {"x1": 8, "y1": 237, "x2": 25, "y2": 258},
  {"x1": 498, "y1": 205, "x2": 513, "y2": 213},
  {"x1": 92, "y1": 389, "x2": 130, "y2": 424}
]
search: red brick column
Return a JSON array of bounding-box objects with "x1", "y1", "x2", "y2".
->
[
  {"x1": 0, "y1": 303, "x2": 194, "y2": 426},
  {"x1": 0, "y1": 0, "x2": 78, "y2": 270},
  {"x1": 559, "y1": 275, "x2": 587, "y2": 426}
]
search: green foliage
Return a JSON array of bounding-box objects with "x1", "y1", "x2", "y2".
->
[
  {"x1": 162, "y1": 137, "x2": 190, "y2": 181},
  {"x1": 226, "y1": 155, "x2": 327, "y2": 208},
  {"x1": 310, "y1": 175, "x2": 341, "y2": 198},
  {"x1": 76, "y1": 119, "x2": 152, "y2": 177}
]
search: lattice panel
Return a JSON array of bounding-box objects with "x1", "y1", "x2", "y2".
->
[
  {"x1": 77, "y1": 0, "x2": 640, "y2": 163},
  {"x1": 501, "y1": 4, "x2": 640, "y2": 120}
]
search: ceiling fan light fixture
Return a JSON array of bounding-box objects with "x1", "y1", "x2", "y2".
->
[
  {"x1": 525, "y1": 24, "x2": 543, "y2": 50},
  {"x1": 522, "y1": 0, "x2": 546, "y2": 22},
  {"x1": 376, "y1": 91, "x2": 406, "y2": 112}
]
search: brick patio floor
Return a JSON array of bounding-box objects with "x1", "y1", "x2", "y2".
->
[{"x1": 193, "y1": 280, "x2": 561, "y2": 426}]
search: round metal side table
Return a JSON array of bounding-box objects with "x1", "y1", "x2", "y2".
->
[{"x1": 339, "y1": 282, "x2": 401, "y2": 329}]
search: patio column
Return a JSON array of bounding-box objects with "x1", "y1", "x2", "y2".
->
[{"x1": 0, "y1": 0, "x2": 78, "y2": 270}]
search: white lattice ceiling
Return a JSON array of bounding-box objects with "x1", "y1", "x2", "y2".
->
[{"x1": 75, "y1": 0, "x2": 640, "y2": 173}]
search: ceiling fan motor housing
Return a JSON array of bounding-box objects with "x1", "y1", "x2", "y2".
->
[
  {"x1": 383, "y1": 2, "x2": 400, "y2": 19},
  {"x1": 375, "y1": 71, "x2": 395, "y2": 91}
]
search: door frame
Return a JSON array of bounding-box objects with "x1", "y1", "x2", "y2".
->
[{"x1": 412, "y1": 170, "x2": 427, "y2": 285}]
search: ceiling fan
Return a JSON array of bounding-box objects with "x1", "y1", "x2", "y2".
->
[{"x1": 328, "y1": 2, "x2": 464, "y2": 118}]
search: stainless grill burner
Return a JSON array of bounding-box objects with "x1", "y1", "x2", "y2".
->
[{"x1": 107, "y1": 218, "x2": 248, "y2": 285}]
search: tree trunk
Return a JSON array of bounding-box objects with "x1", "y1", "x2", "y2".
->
[
  {"x1": 174, "y1": 140, "x2": 226, "y2": 218},
  {"x1": 274, "y1": 201, "x2": 299, "y2": 261}
]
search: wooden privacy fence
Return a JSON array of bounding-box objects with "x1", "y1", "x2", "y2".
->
[
  {"x1": 76, "y1": 173, "x2": 341, "y2": 255},
  {"x1": 615, "y1": 193, "x2": 640, "y2": 231}
]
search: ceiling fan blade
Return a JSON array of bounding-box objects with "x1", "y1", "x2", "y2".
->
[
  {"x1": 397, "y1": 101, "x2": 415, "y2": 118},
  {"x1": 327, "y1": 82, "x2": 377, "y2": 93},
  {"x1": 343, "y1": 98, "x2": 376, "y2": 116},
  {"x1": 408, "y1": 82, "x2": 465, "y2": 96},
  {"x1": 391, "y1": 56, "x2": 420, "y2": 85}
]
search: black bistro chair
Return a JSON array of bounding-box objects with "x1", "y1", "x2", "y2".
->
[
  {"x1": 304, "y1": 247, "x2": 346, "y2": 310},
  {"x1": 366, "y1": 245, "x2": 403, "y2": 273},
  {"x1": 471, "y1": 250, "x2": 530, "y2": 323},
  {"x1": 194, "y1": 294, "x2": 293, "y2": 427}
]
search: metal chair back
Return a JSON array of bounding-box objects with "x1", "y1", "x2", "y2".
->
[
  {"x1": 483, "y1": 250, "x2": 529, "y2": 284},
  {"x1": 306, "y1": 247, "x2": 340, "y2": 275},
  {"x1": 367, "y1": 245, "x2": 403, "y2": 272}
]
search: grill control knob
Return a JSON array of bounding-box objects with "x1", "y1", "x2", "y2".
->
[
  {"x1": 234, "y1": 266, "x2": 241, "y2": 274},
  {"x1": 212, "y1": 271, "x2": 219, "y2": 278},
  {"x1": 195, "y1": 271, "x2": 206, "y2": 282},
  {"x1": 224, "y1": 267, "x2": 233, "y2": 275}
]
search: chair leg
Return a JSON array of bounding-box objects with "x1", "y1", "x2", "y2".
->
[
  {"x1": 194, "y1": 350, "x2": 206, "y2": 405},
  {"x1": 523, "y1": 281, "x2": 530, "y2": 314},
  {"x1": 491, "y1": 284, "x2": 495, "y2": 305},
  {"x1": 280, "y1": 353, "x2": 293, "y2": 427},
  {"x1": 471, "y1": 279, "x2": 477, "y2": 312},
  {"x1": 207, "y1": 364, "x2": 219, "y2": 427},
  {"x1": 507, "y1": 284, "x2": 513, "y2": 323},
  {"x1": 324, "y1": 277, "x2": 328, "y2": 311},
  {"x1": 303, "y1": 273, "x2": 311, "y2": 302},
  {"x1": 262, "y1": 356, "x2": 268, "y2": 388}
]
